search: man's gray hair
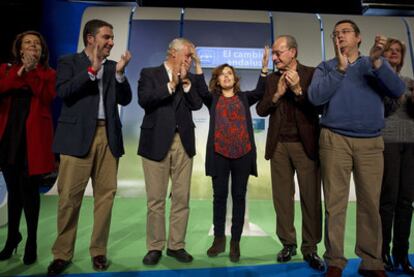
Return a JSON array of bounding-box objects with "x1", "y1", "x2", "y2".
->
[
  {"x1": 276, "y1": 35, "x2": 298, "y2": 58},
  {"x1": 166, "y1": 38, "x2": 194, "y2": 58}
]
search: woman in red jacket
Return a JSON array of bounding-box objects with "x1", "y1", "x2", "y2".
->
[{"x1": 0, "y1": 30, "x2": 55, "y2": 265}]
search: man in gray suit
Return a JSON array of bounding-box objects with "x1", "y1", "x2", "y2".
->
[
  {"x1": 138, "y1": 38, "x2": 202, "y2": 265},
  {"x1": 47, "y1": 19, "x2": 132, "y2": 276}
]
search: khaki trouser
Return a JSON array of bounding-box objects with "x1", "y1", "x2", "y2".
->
[
  {"x1": 320, "y1": 128, "x2": 384, "y2": 270},
  {"x1": 142, "y1": 133, "x2": 193, "y2": 251},
  {"x1": 270, "y1": 142, "x2": 322, "y2": 255},
  {"x1": 52, "y1": 124, "x2": 118, "y2": 260}
]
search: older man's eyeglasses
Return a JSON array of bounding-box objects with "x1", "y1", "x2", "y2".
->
[
  {"x1": 272, "y1": 48, "x2": 290, "y2": 57},
  {"x1": 330, "y1": 29, "x2": 355, "y2": 39}
]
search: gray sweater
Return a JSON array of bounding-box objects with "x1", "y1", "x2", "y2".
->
[{"x1": 382, "y1": 76, "x2": 414, "y2": 143}]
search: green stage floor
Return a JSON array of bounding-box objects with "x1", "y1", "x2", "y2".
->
[{"x1": 0, "y1": 195, "x2": 413, "y2": 276}]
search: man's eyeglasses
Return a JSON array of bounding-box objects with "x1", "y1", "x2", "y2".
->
[
  {"x1": 272, "y1": 48, "x2": 290, "y2": 57},
  {"x1": 330, "y1": 29, "x2": 355, "y2": 39}
]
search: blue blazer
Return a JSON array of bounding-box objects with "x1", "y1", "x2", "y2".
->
[
  {"x1": 194, "y1": 74, "x2": 266, "y2": 177},
  {"x1": 137, "y1": 65, "x2": 202, "y2": 161},
  {"x1": 53, "y1": 51, "x2": 132, "y2": 158}
]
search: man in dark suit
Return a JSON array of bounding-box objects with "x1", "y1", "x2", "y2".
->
[
  {"x1": 138, "y1": 38, "x2": 202, "y2": 265},
  {"x1": 256, "y1": 35, "x2": 324, "y2": 271},
  {"x1": 47, "y1": 19, "x2": 132, "y2": 275}
]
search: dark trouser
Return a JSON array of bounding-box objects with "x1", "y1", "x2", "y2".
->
[
  {"x1": 2, "y1": 165, "x2": 41, "y2": 246},
  {"x1": 270, "y1": 142, "x2": 322, "y2": 255},
  {"x1": 380, "y1": 143, "x2": 414, "y2": 257},
  {"x1": 211, "y1": 151, "x2": 252, "y2": 241}
]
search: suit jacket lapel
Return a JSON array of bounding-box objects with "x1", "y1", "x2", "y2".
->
[
  {"x1": 158, "y1": 65, "x2": 183, "y2": 110},
  {"x1": 82, "y1": 51, "x2": 112, "y2": 101},
  {"x1": 158, "y1": 65, "x2": 170, "y2": 84},
  {"x1": 102, "y1": 61, "x2": 111, "y2": 101},
  {"x1": 80, "y1": 51, "x2": 91, "y2": 69},
  {"x1": 296, "y1": 63, "x2": 307, "y2": 90},
  {"x1": 80, "y1": 51, "x2": 100, "y2": 97}
]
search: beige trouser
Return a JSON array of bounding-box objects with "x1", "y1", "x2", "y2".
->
[
  {"x1": 52, "y1": 124, "x2": 118, "y2": 260},
  {"x1": 320, "y1": 128, "x2": 384, "y2": 270},
  {"x1": 142, "y1": 133, "x2": 193, "y2": 251},
  {"x1": 270, "y1": 142, "x2": 322, "y2": 255}
]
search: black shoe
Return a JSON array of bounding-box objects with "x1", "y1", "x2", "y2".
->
[
  {"x1": 277, "y1": 245, "x2": 297, "y2": 262},
  {"x1": 142, "y1": 250, "x2": 162, "y2": 265},
  {"x1": 394, "y1": 255, "x2": 414, "y2": 275},
  {"x1": 23, "y1": 241, "x2": 37, "y2": 265},
  {"x1": 166, "y1": 248, "x2": 193, "y2": 263},
  {"x1": 47, "y1": 259, "x2": 71, "y2": 276},
  {"x1": 304, "y1": 252, "x2": 325, "y2": 271},
  {"x1": 0, "y1": 232, "x2": 23, "y2": 260},
  {"x1": 92, "y1": 255, "x2": 109, "y2": 271},
  {"x1": 382, "y1": 252, "x2": 393, "y2": 272}
]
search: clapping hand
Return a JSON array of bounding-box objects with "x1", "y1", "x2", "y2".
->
[
  {"x1": 272, "y1": 72, "x2": 288, "y2": 103},
  {"x1": 179, "y1": 62, "x2": 191, "y2": 88},
  {"x1": 333, "y1": 36, "x2": 348, "y2": 73},
  {"x1": 116, "y1": 50, "x2": 132, "y2": 74},
  {"x1": 90, "y1": 44, "x2": 104, "y2": 73},
  {"x1": 285, "y1": 69, "x2": 302, "y2": 95},
  {"x1": 370, "y1": 35, "x2": 387, "y2": 69},
  {"x1": 18, "y1": 51, "x2": 38, "y2": 76}
]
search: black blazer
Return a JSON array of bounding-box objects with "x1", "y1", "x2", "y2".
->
[
  {"x1": 53, "y1": 51, "x2": 132, "y2": 158},
  {"x1": 137, "y1": 64, "x2": 202, "y2": 161},
  {"x1": 195, "y1": 74, "x2": 266, "y2": 177}
]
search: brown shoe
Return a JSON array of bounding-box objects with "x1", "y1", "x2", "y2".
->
[
  {"x1": 326, "y1": 266, "x2": 343, "y2": 277},
  {"x1": 229, "y1": 239, "x2": 240, "y2": 263},
  {"x1": 92, "y1": 255, "x2": 109, "y2": 271},
  {"x1": 358, "y1": 269, "x2": 387, "y2": 277},
  {"x1": 207, "y1": 236, "x2": 226, "y2": 257}
]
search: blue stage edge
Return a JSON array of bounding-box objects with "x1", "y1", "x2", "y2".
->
[{"x1": 40, "y1": 254, "x2": 414, "y2": 277}]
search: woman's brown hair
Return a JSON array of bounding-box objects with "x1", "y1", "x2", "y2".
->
[
  {"x1": 208, "y1": 63, "x2": 240, "y2": 95},
  {"x1": 11, "y1": 30, "x2": 49, "y2": 68}
]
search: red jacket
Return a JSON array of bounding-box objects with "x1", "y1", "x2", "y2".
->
[{"x1": 0, "y1": 63, "x2": 56, "y2": 176}]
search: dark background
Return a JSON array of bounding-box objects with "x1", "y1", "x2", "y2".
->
[
  {"x1": 1, "y1": 0, "x2": 42, "y2": 64},
  {"x1": 1, "y1": 0, "x2": 413, "y2": 66}
]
